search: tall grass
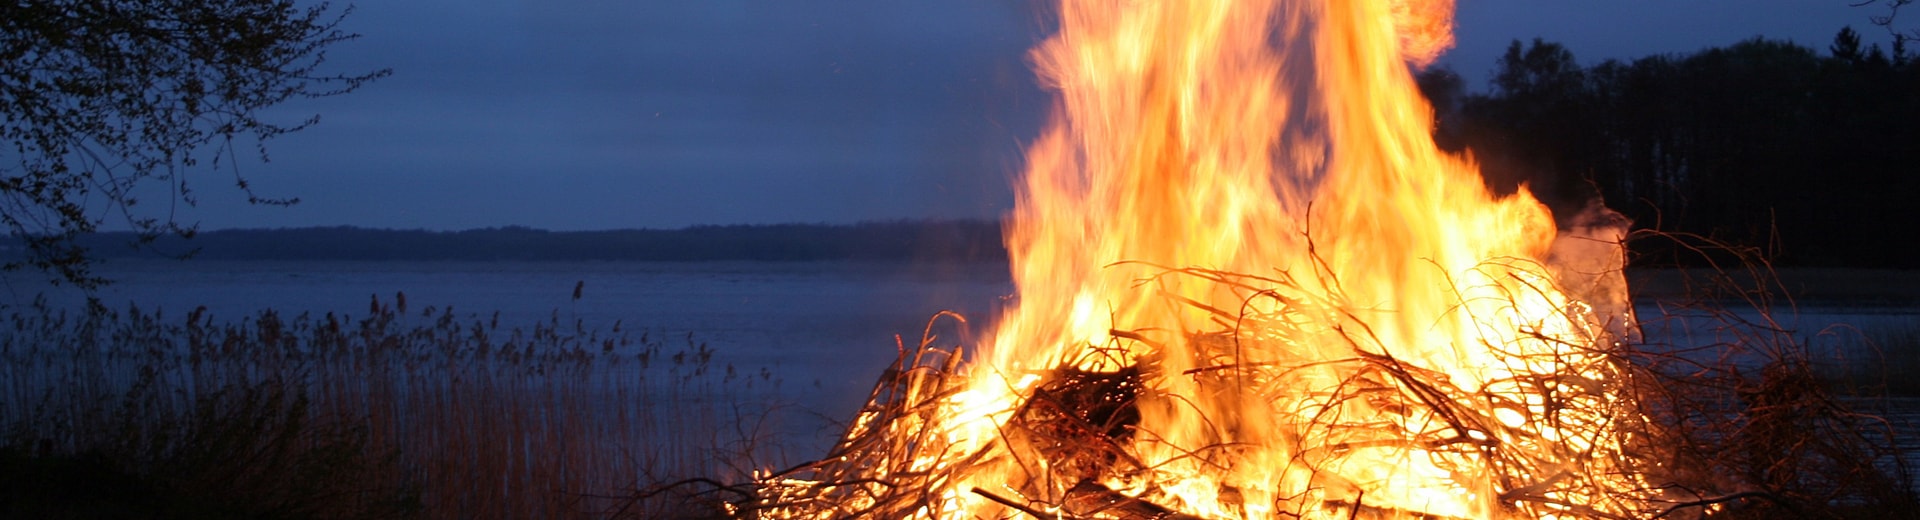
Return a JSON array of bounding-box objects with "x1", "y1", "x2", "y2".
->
[{"x1": 0, "y1": 293, "x2": 791, "y2": 519}]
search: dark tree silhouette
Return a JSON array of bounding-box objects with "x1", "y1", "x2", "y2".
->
[
  {"x1": 1441, "y1": 39, "x2": 1606, "y2": 214},
  {"x1": 0, "y1": 1, "x2": 387, "y2": 287},
  {"x1": 1855, "y1": 0, "x2": 1916, "y2": 59},
  {"x1": 1422, "y1": 31, "x2": 1918, "y2": 267}
]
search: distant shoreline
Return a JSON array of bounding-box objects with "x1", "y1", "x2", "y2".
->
[
  {"x1": 37, "y1": 222, "x2": 1920, "y2": 306},
  {"x1": 61, "y1": 221, "x2": 1010, "y2": 264},
  {"x1": 1629, "y1": 268, "x2": 1920, "y2": 307}
]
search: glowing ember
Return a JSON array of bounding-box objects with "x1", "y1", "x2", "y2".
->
[{"x1": 764, "y1": 0, "x2": 1652, "y2": 518}]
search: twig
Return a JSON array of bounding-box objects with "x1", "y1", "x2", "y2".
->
[
  {"x1": 1648, "y1": 491, "x2": 1789, "y2": 519},
  {"x1": 971, "y1": 487, "x2": 1056, "y2": 519}
]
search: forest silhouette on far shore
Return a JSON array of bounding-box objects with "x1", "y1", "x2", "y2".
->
[
  {"x1": 25, "y1": 30, "x2": 1920, "y2": 270},
  {"x1": 1420, "y1": 28, "x2": 1918, "y2": 268}
]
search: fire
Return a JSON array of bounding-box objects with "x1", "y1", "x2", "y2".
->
[{"x1": 765, "y1": 0, "x2": 1650, "y2": 518}]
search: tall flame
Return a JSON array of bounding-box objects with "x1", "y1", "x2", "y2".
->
[{"x1": 779, "y1": 0, "x2": 1648, "y2": 518}]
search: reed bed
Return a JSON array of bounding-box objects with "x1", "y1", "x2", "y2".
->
[{"x1": 0, "y1": 293, "x2": 790, "y2": 519}]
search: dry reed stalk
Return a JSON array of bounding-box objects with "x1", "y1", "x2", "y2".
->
[
  {"x1": 1, "y1": 293, "x2": 789, "y2": 519},
  {"x1": 733, "y1": 246, "x2": 1917, "y2": 520},
  {"x1": 1616, "y1": 231, "x2": 1918, "y2": 518}
]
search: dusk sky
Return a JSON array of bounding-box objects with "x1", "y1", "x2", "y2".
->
[{"x1": 187, "y1": 0, "x2": 1901, "y2": 231}]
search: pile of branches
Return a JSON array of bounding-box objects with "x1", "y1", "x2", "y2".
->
[
  {"x1": 623, "y1": 258, "x2": 1916, "y2": 519},
  {"x1": 1616, "y1": 235, "x2": 1919, "y2": 518}
]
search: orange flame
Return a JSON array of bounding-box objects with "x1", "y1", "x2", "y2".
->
[{"x1": 790, "y1": 0, "x2": 1648, "y2": 518}]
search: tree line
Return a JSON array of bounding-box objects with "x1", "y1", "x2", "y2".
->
[
  {"x1": 1420, "y1": 27, "x2": 1919, "y2": 267},
  {"x1": 60, "y1": 220, "x2": 1008, "y2": 264},
  {"x1": 0, "y1": 1, "x2": 387, "y2": 287}
]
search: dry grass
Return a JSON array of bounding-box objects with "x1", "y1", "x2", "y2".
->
[
  {"x1": 1603, "y1": 232, "x2": 1917, "y2": 518},
  {"x1": 701, "y1": 235, "x2": 1919, "y2": 519},
  {"x1": 731, "y1": 268, "x2": 1660, "y2": 518},
  {"x1": 0, "y1": 293, "x2": 791, "y2": 519}
]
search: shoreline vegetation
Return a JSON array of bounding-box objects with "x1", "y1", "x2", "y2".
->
[{"x1": 1, "y1": 295, "x2": 793, "y2": 518}]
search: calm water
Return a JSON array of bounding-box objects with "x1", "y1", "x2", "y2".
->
[{"x1": 7, "y1": 259, "x2": 1016, "y2": 435}]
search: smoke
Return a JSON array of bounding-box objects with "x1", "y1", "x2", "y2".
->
[{"x1": 1547, "y1": 198, "x2": 1638, "y2": 341}]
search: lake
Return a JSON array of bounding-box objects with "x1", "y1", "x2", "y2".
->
[
  {"x1": 9, "y1": 259, "x2": 1920, "y2": 481},
  {"x1": 9, "y1": 259, "x2": 1018, "y2": 441}
]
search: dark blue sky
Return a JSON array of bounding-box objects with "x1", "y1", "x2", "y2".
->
[{"x1": 193, "y1": 0, "x2": 1897, "y2": 231}]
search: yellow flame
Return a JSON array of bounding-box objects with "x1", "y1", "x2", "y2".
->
[{"x1": 799, "y1": 0, "x2": 1648, "y2": 518}]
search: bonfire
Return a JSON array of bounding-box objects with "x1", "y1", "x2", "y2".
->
[{"x1": 679, "y1": 0, "x2": 1911, "y2": 518}]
